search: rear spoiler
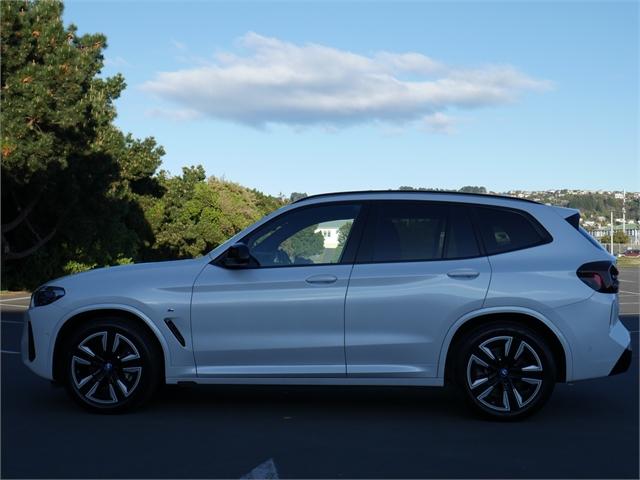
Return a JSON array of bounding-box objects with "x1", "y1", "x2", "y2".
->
[{"x1": 551, "y1": 206, "x2": 580, "y2": 229}]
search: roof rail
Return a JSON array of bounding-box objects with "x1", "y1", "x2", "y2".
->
[{"x1": 292, "y1": 190, "x2": 542, "y2": 205}]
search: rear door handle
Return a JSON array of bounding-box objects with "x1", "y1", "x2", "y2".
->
[
  {"x1": 306, "y1": 274, "x2": 338, "y2": 284},
  {"x1": 447, "y1": 269, "x2": 480, "y2": 279}
]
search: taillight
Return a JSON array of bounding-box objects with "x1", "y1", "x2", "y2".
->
[{"x1": 577, "y1": 261, "x2": 619, "y2": 293}]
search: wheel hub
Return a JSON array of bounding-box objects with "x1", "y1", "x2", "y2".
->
[
  {"x1": 70, "y1": 331, "x2": 143, "y2": 405},
  {"x1": 466, "y1": 336, "x2": 544, "y2": 413}
]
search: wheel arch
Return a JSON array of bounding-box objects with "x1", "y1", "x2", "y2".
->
[
  {"x1": 439, "y1": 307, "x2": 572, "y2": 383},
  {"x1": 52, "y1": 305, "x2": 169, "y2": 383}
]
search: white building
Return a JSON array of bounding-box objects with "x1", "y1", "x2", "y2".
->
[{"x1": 315, "y1": 220, "x2": 344, "y2": 249}]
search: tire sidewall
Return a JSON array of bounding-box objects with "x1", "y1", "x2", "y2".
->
[
  {"x1": 456, "y1": 322, "x2": 556, "y2": 420},
  {"x1": 63, "y1": 317, "x2": 162, "y2": 413}
]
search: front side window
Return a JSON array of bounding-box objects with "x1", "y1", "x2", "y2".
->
[
  {"x1": 244, "y1": 203, "x2": 361, "y2": 267},
  {"x1": 474, "y1": 206, "x2": 550, "y2": 255}
]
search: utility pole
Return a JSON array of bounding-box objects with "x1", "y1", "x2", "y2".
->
[
  {"x1": 622, "y1": 189, "x2": 626, "y2": 243},
  {"x1": 610, "y1": 211, "x2": 614, "y2": 255}
]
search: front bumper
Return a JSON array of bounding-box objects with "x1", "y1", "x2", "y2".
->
[
  {"x1": 21, "y1": 305, "x2": 62, "y2": 381},
  {"x1": 609, "y1": 348, "x2": 632, "y2": 376}
]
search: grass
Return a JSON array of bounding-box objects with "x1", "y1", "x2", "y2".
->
[{"x1": 617, "y1": 256, "x2": 640, "y2": 268}]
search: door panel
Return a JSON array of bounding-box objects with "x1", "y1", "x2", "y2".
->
[
  {"x1": 344, "y1": 200, "x2": 491, "y2": 378},
  {"x1": 190, "y1": 201, "x2": 364, "y2": 378},
  {"x1": 345, "y1": 257, "x2": 491, "y2": 377},
  {"x1": 192, "y1": 264, "x2": 352, "y2": 377}
]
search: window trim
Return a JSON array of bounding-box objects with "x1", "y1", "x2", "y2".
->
[
  {"x1": 213, "y1": 201, "x2": 368, "y2": 269},
  {"x1": 444, "y1": 204, "x2": 484, "y2": 260}
]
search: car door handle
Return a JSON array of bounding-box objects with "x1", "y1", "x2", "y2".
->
[
  {"x1": 305, "y1": 274, "x2": 338, "y2": 284},
  {"x1": 447, "y1": 269, "x2": 480, "y2": 279}
]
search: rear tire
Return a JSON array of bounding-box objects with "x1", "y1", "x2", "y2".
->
[
  {"x1": 454, "y1": 322, "x2": 556, "y2": 420},
  {"x1": 62, "y1": 317, "x2": 162, "y2": 413}
]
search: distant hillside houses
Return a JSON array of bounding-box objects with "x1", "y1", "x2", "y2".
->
[
  {"x1": 501, "y1": 189, "x2": 640, "y2": 234},
  {"x1": 589, "y1": 222, "x2": 640, "y2": 242}
]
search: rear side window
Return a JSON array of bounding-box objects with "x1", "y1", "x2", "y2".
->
[
  {"x1": 474, "y1": 206, "x2": 550, "y2": 255},
  {"x1": 357, "y1": 202, "x2": 480, "y2": 263},
  {"x1": 366, "y1": 202, "x2": 448, "y2": 262}
]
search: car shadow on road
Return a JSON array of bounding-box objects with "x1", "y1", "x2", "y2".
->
[{"x1": 153, "y1": 383, "x2": 471, "y2": 419}]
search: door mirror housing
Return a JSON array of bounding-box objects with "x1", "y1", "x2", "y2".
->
[{"x1": 223, "y1": 242, "x2": 251, "y2": 268}]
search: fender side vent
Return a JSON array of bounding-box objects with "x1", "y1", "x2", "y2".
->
[
  {"x1": 164, "y1": 319, "x2": 186, "y2": 347},
  {"x1": 27, "y1": 321, "x2": 36, "y2": 361}
]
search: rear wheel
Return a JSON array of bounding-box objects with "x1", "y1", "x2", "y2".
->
[
  {"x1": 63, "y1": 317, "x2": 162, "y2": 413},
  {"x1": 455, "y1": 322, "x2": 556, "y2": 420}
]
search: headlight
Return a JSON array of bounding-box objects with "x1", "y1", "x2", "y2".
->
[{"x1": 32, "y1": 286, "x2": 65, "y2": 307}]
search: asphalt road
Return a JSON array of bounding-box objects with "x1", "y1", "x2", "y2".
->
[{"x1": 1, "y1": 269, "x2": 638, "y2": 478}]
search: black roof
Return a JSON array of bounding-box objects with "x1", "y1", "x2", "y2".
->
[{"x1": 292, "y1": 190, "x2": 542, "y2": 205}]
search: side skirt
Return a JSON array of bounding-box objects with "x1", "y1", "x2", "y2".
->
[{"x1": 166, "y1": 376, "x2": 445, "y2": 387}]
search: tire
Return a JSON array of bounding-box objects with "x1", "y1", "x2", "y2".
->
[
  {"x1": 62, "y1": 317, "x2": 162, "y2": 413},
  {"x1": 454, "y1": 322, "x2": 556, "y2": 420}
]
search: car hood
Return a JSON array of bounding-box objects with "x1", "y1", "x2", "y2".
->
[{"x1": 44, "y1": 257, "x2": 209, "y2": 292}]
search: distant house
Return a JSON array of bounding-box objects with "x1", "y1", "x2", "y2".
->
[
  {"x1": 589, "y1": 222, "x2": 640, "y2": 243},
  {"x1": 315, "y1": 220, "x2": 345, "y2": 249}
]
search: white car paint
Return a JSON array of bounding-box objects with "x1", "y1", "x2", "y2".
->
[{"x1": 22, "y1": 191, "x2": 631, "y2": 393}]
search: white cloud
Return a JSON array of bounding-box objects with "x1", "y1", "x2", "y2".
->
[
  {"x1": 423, "y1": 113, "x2": 456, "y2": 134},
  {"x1": 146, "y1": 108, "x2": 202, "y2": 121},
  {"x1": 142, "y1": 32, "x2": 552, "y2": 130}
]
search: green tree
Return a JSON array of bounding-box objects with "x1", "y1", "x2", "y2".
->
[
  {"x1": 600, "y1": 231, "x2": 630, "y2": 244},
  {"x1": 459, "y1": 186, "x2": 487, "y2": 194},
  {"x1": 289, "y1": 192, "x2": 307, "y2": 202},
  {"x1": 337, "y1": 221, "x2": 352, "y2": 249},
  {"x1": 146, "y1": 167, "x2": 285, "y2": 259},
  {"x1": 1, "y1": 0, "x2": 163, "y2": 288},
  {"x1": 281, "y1": 226, "x2": 325, "y2": 260}
]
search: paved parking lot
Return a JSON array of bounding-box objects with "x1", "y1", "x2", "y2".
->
[
  {"x1": 1, "y1": 269, "x2": 638, "y2": 478},
  {"x1": 618, "y1": 267, "x2": 640, "y2": 316}
]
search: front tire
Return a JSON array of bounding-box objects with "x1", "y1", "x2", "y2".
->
[
  {"x1": 455, "y1": 322, "x2": 556, "y2": 420},
  {"x1": 63, "y1": 317, "x2": 162, "y2": 413}
]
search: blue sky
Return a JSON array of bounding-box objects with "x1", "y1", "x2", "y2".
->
[{"x1": 64, "y1": 1, "x2": 638, "y2": 196}]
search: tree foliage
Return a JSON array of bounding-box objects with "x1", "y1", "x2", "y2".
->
[
  {"x1": 145, "y1": 167, "x2": 284, "y2": 259},
  {"x1": 458, "y1": 186, "x2": 487, "y2": 194},
  {"x1": 337, "y1": 221, "x2": 352, "y2": 249},
  {"x1": 599, "y1": 231, "x2": 630, "y2": 245},
  {"x1": 281, "y1": 226, "x2": 325, "y2": 260},
  {"x1": 289, "y1": 192, "x2": 307, "y2": 202},
  {"x1": 0, "y1": 1, "x2": 284, "y2": 290},
  {"x1": 1, "y1": 0, "x2": 166, "y2": 288}
]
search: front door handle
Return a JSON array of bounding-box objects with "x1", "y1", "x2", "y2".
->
[
  {"x1": 306, "y1": 274, "x2": 338, "y2": 284},
  {"x1": 447, "y1": 269, "x2": 480, "y2": 279}
]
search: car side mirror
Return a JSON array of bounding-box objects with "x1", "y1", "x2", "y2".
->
[{"x1": 224, "y1": 242, "x2": 251, "y2": 268}]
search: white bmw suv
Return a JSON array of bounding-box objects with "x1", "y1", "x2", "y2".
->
[{"x1": 23, "y1": 191, "x2": 632, "y2": 419}]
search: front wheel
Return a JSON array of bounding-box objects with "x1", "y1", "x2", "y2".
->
[
  {"x1": 63, "y1": 317, "x2": 162, "y2": 413},
  {"x1": 455, "y1": 322, "x2": 556, "y2": 420}
]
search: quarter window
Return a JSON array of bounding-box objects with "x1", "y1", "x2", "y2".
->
[{"x1": 475, "y1": 206, "x2": 550, "y2": 255}]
